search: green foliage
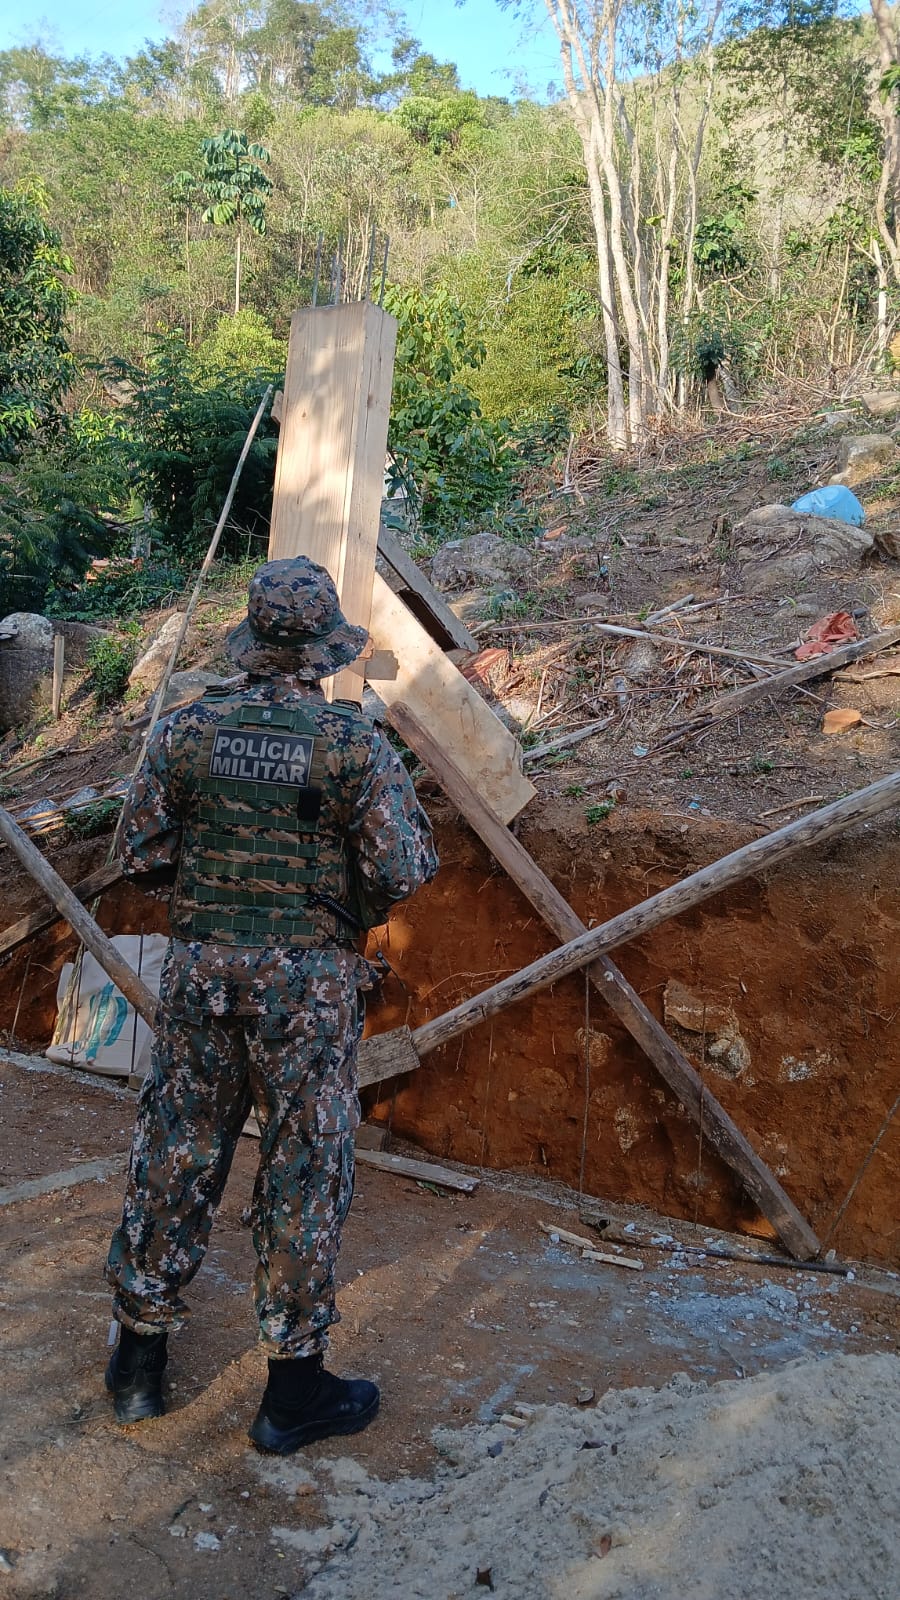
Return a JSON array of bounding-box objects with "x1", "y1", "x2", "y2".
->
[
  {"x1": 0, "y1": 183, "x2": 76, "y2": 455},
  {"x1": 87, "y1": 632, "x2": 137, "y2": 707},
  {"x1": 111, "y1": 333, "x2": 280, "y2": 559},
  {"x1": 65, "y1": 794, "x2": 124, "y2": 839},
  {"x1": 585, "y1": 800, "x2": 615, "y2": 824},
  {"x1": 198, "y1": 129, "x2": 272, "y2": 234},
  {"x1": 0, "y1": 408, "x2": 128, "y2": 615},
  {"x1": 384, "y1": 285, "x2": 518, "y2": 534},
  {"x1": 45, "y1": 557, "x2": 186, "y2": 621},
  {"x1": 196, "y1": 309, "x2": 286, "y2": 375}
]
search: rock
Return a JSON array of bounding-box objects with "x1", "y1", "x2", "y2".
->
[
  {"x1": 816, "y1": 409, "x2": 856, "y2": 433},
  {"x1": 0, "y1": 613, "x2": 54, "y2": 733},
  {"x1": 156, "y1": 669, "x2": 232, "y2": 713},
  {"x1": 128, "y1": 613, "x2": 187, "y2": 692},
  {"x1": 663, "y1": 979, "x2": 750, "y2": 1080},
  {"x1": 860, "y1": 391, "x2": 900, "y2": 420},
  {"x1": 53, "y1": 620, "x2": 110, "y2": 666},
  {"x1": 449, "y1": 590, "x2": 491, "y2": 625},
  {"x1": 731, "y1": 505, "x2": 874, "y2": 593},
  {"x1": 830, "y1": 433, "x2": 895, "y2": 487},
  {"x1": 873, "y1": 527, "x2": 900, "y2": 561},
  {"x1": 431, "y1": 534, "x2": 534, "y2": 592},
  {"x1": 622, "y1": 638, "x2": 659, "y2": 683},
  {"x1": 572, "y1": 592, "x2": 610, "y2": 612}
]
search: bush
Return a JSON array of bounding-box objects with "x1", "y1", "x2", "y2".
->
[
  {"x1": 87, "y1": 632, "x2": 137, "y2": 707},
  {"x1": 383, "y1": 284, "x2": 519, "y2": 535},
  {"x1": 46, "y1": 557, "x2": 186, "y2": 621},
  {"x1": 108, "y1": 332, "x2": 281, "y2": 561}
]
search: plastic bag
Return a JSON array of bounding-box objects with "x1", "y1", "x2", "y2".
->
[
  {"x1": 46, "y1": 934, "x2": 167, "y2": 1078},
  {"x1": 790, "y1": 485, "x2": 866, "y2": 526}
]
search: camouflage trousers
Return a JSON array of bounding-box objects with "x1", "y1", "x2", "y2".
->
[{"x1": 106, "y1": 991, "x2": 362, "y2": 1358}]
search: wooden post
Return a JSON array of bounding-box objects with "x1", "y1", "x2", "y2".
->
[
  {"x1": 268, "y1": 303, "x2": 397, "y2": 702},
  {"x1": 51, "y1": 634, "x2": 65, "y2": 720},
  {"x1": 0, "y1": 807, "x2": 157, "y2": 1026}
]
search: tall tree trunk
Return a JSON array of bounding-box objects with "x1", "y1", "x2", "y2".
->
[
  {"x1": 235, "y1": 226, "x2": 242, "y2": 316},
  {"x1": 870, "y1": 0, "x2": 900, "y2": 284}
]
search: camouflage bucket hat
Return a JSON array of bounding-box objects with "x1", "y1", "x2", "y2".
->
[{"x1": 226, "y1": 556, "x2": 368, "y2": 679}]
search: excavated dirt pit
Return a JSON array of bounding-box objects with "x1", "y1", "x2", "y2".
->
[{"x1": 1, "y1": 800, "x2": 898, "y2": 1265}]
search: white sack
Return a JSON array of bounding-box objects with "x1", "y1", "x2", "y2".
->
[{"x1": 46, "y1": 934, "x2": 167, "y2": 1078}]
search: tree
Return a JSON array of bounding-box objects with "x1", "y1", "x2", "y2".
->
[
  {"x1": 199, "y1": 127, "x2": 272, "y2": 313},
  {"x1": 871, "y1": 1, "x2": 900, "y2": 286},
  {"x1": 0, "y1": 183, "x2": 75, "y2": 456},
  {"x1": 538, "y1": 0, "x2": 725, "y2": 446}
]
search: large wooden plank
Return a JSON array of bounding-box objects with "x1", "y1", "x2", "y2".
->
[
  {"x1": 377, "y1": 523, "x2": 477, "y2": 651},
  {"x1": 268, "y1": 303, "x2": 397, "y2": 701},
  {"x1": 382, "y1": 702, "x2": 827, "y2": 1259},
  {"x1": 368, "y1": 572, "x2": 535, "y2": 824}
]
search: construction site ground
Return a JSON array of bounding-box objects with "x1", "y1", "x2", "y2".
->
[
  {"x1": 1, "y1": 1053, "x2": 899, "y2": 1598},
  {"x1": 1, "y1": 403, "x2": 900, "y2": 1594}
]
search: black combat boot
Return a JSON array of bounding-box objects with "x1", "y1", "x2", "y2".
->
[
  {"x1": 249, "y1": 1354, "x2": 379, "y2": 1455},
  {"x1": 105, "y1": 1324, "x2": 168, "y2": 1424}
]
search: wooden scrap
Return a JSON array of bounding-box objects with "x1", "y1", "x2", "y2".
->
[
  {"x1": 353, "y1": 1148, "x2": 479, "y2": 1192},
  {"x1": 655, "y1": 624, "x2": 900, "y2": 749},
  {"x1": 377, "y1": 522, "x2": 477, "y2": 652},
  {"x1": 523, "y1": 715, "x2": 614, "y2": 765},
  {"x1": 582, "y1": 1248, "x2": 644, "y2": 1271},
  {"x1": 367, "y1": 573, "x2": 536, "y2": 823},
  {"x1": 539, "y1": 1221, "x2": 597, "y2": 1251},
  {"x1": 823, "y1": 707, "x2": 863, "y2": 734},
  {"x1": 590, "y1": 621, "x2": 784, "y2": 668},
  {"x1": 52, "y1": 634, "x2": 65, "y2": 720},
  {"x1": 0, "y1": 806, "x2": 157, "y2": 1026}
]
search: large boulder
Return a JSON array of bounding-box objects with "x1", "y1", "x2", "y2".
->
[
  {"x1": 128, "y1": 613, "x2": 187, "y2": 693},
  {"x1": 430, "y1": 533, "x2": 534, "y2": 592},
  {"x1": 0, "y1": 613, "x2": 54, "y2": 732},
  {"x1": 731, "y1": 504, "x2": 874, "y2": 593},
  {"x1": 831, "y1": 433, "x2": 895, "y2": 487},
  {"x1": 860, "y1": 391, "x2": 900, "y2": 420}
]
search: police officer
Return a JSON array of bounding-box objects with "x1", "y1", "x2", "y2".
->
[{"x1": 105, "y1": 557, "x2": 438, "y2": 1454}]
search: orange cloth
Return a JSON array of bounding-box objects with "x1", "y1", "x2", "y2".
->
[{"x1": 794, "y1": 611, "x2": 858, "y2": 661}]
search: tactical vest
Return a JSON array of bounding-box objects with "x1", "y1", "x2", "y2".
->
[{"x1": 169, "y1": 692, "x2": 369, "y2": 948}]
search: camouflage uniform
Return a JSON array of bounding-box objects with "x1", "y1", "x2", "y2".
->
[{"x1": 106, "y1": 559, "x2": 438, "y2": 1359}]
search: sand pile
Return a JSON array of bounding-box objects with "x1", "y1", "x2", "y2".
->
[{"x1": 284, "y1": 1353, "x2": 900, "y2": 1599}]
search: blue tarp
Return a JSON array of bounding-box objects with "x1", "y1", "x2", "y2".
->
[{"x1": 791, "y1": 485, "x2": 866, "y2": 526}]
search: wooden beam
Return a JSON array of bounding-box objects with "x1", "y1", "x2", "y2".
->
[
  {"x1": 377, "y1": 523, "x2": 477, "y2": 651},
  {"x1": 368, "y1": 572, "x2": 535, "y2": 823},
  {"x1": 0, "y1": 860, "x2": 125, "y2": 962},
  {"x1": 366, "y1": 707, "x2": 900, "y2": 1254},
  {"x1": 268, "y1": 303, "x2": 397, "y2": 702},
  {"x1": 0, "y1": 807, "x2": 157, "y2": 1025}
]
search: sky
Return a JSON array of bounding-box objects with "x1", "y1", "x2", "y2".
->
[{"x1": 0, "y1": 0, "x2": 563, "y2": 101}]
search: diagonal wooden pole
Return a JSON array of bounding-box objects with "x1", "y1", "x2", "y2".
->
[{"x1": 365, "y1": 712, "x2": 900, "y2": 1256}]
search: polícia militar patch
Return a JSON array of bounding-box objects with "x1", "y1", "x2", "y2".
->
[{"x1": 209, "y1": 728, "x2": 315, "y2": 786}]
